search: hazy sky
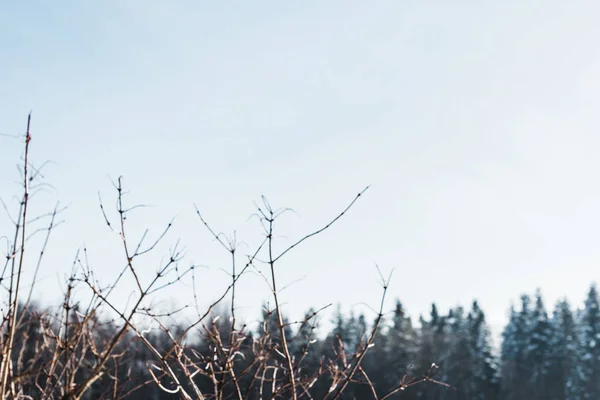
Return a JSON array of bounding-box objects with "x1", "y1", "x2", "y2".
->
[{"x1": 2, "y1": 1, "x2": 600, "y2": 340}]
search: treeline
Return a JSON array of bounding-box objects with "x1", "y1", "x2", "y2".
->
[{"x1": 12, "y1": 284, "x2": 600, "y2": 399}]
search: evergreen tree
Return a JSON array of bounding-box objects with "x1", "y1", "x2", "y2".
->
[
  {"x1": 413, "y1": 303, "x2": 449, "y2": 399},
  {"x1": 321, "y1": 304, "x2": 348, "y2": 365},
  {"x1": 385, "y1": 300, "x2": 416, "y2": 393},
  {"x1": 364, "y1": 313, "x2": 392, "y2": 396},
  {"x1": 344, "y1": 310, "x2": 361, "y2": 352},
  {"x1": 291, "y1": 308, "x2": 325, "y2": 397},
  {"x1": 330, "y1": 304, "x2": 348, "y2": 344},
  {"x1": 318, "y1": 305, "x2": 351, "y2": 398},
  {"x1": 291, "y1": 307, "x2": 318, "y2": 361},
  {"x1": 578, "y1": 284, "x2": 600, "y2": 399},
  {"x1": 357, "y1": 313, "x2": 368, "y2": 346},
  {"x1": 465, "y1": 300, "x2": 500, "y2": 400},
  {"x1": 350, "y1": 313, "x2": 380, "y2": 400},
  {"x1": 548, "y1": 299, "x2": 581, "y2": 400},
  {"x1": 526, "y1": 290, "x2": 553, "y2": 399},
  {"x1": 501, "y1": 295, "x2": 533, "y2": 400},
  {"x1": 440, "y1": 306, "x2": 470, "y2": 400},
  {"x1": 414, "y1": 310, "x2": 436, "y2": 399},
  {"x1": 258, "y1": 302, "x2": 293, "y2": 346}
]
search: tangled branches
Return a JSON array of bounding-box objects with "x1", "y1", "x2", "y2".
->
[{"x1": 0, "y1": 115, "x2": 445, "y2": 399}]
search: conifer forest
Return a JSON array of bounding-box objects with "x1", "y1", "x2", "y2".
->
[{"x1": 7, "y1": 285, "x2": 600, "y2": 399}]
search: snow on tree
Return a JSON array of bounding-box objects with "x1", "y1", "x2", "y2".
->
[
  {"x1": 525, "y1": 290, "x2": 553, "y2": 399},
  {"x1": 501, "y1": 294, "x2": 532, "y2": 400},
  {"x1": 548, "y1": 299, "x2": 582, "y2": 400},
  {"x1": 578, "y1": 284, "x2": 600, "y2": 399}
]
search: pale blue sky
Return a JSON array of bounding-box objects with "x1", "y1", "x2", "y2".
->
[{"x1": 2, "y1": 1, "x2": 600, "y2": 339}]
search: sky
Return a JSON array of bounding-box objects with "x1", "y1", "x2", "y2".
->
[{"x1": 2, "y1": 1, "x2": 600, "y2": 341}]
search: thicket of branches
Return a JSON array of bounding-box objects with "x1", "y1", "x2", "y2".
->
[
  {"x1": 0, "y1": 116, "x2": 444, "y2": 399},
  {"x1": 5, "y1": 116, "x2": 596, "y2": 399}
]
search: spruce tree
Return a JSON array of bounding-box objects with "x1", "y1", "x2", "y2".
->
[
  {"x1": 465, "y1": 300, "x2": 500, "y2": 400},
  {"x1": 548, "y1": 299, "x2": 581, "y2": 400},
  {"x1": 501, "y1": 295, "x2": 533, "y2": 400},
  {"x1": 527, "y1": 290, "x2": 553, "y2": 399},
  {"x1": 291, "y1": 307, "x2": 320, "y2": 372},
  {"x1": 385, "y1": 300, "x2": 416, "y2": 393},
  {"x1": 413, "y1": 303, "x2": 449, "y2": 399},
  {"x1": 441, "y1": 306, "x2": 470, "y2": 400},
  {"x1": 578, "y1": 284, "x2": 600, "y2": 399},
  {"x1": 345, "y1": 310, "x2": 360, "y2": 352}
]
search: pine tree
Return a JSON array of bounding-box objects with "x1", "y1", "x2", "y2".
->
[
  {"x1": 291, "y1": 307, "x2": 319, "y2": 363},
  {"x1": 526, "y1": 290, "x2": 553, "y2": 399},
  {"x1": 385, "y1": 300, "x2": 416, "y2": 392},
  {"x1": 351, "y1": 313, "x2": 382, "y2": 400},
  {"x1": 548, "y1": 299, "x2": 581, "y2": 400},
  {"x1": 357, "y1": 313, "x2": 368, "y2": 345},
  {"x1": 256, "y1": 303, "x2": 295, "y2": 398},
  {"x1": 258, "y1": 302, "x2": 293, "y2": 346},
  {"x1": 413, "y1": 303, "x2": 449, "y2": 399},
  {"x1": 291, "y1": 308, "x2": 324, "y2": 397},
  {"x1": 440, "y1": 306, "x2": 471, "y2": 400},
  {"x1": 501, "y1": 295, "x2": 533, "y2": 400},
  {"x1": 345, "y1": 310, "x2": 360, "y2": 352},
  {"x1": 330, "y1": 304, "x2": 348, "y2": 343},
  {"x1": 365, "y1": 313, "x2": 392, "y2": 396},
  {"x1": 319, "y1": 305, "x2": 352, "y2": 398},
  {"x1": 337, "y1": 309, "x2": 367, "y2": 399},
  {"x1": 465, "y1": 300, "x2": 500, "y2": 400},
  {"x1": 578, "y1": 284, "x2": 600, "y2": 399}
]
